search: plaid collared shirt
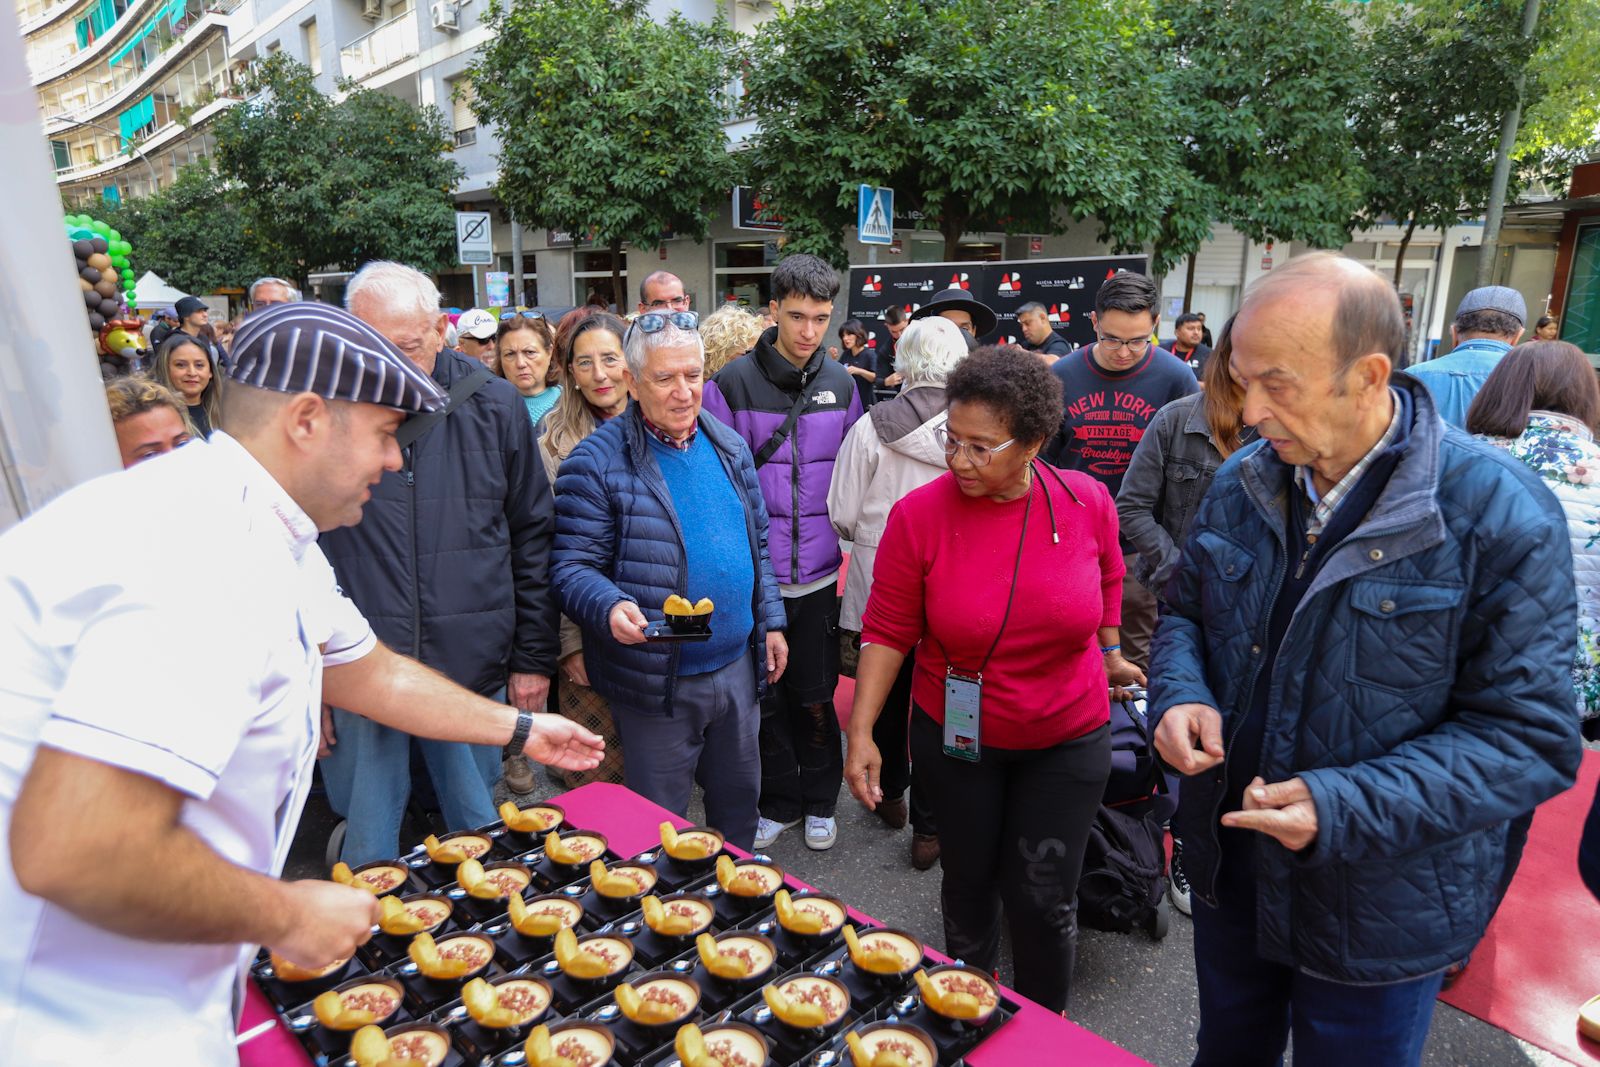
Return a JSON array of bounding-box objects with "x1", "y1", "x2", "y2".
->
[
  {"x1": 642, "y1": 414, "x2": 697, "y2": 451},
  {"x1": 1293, "y1": 388, "x2": 1402, "y2": 536}
]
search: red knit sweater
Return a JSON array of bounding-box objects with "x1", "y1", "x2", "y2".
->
[{"x1": 861, "y1": 467, "x2": 1122, "y2": 750}]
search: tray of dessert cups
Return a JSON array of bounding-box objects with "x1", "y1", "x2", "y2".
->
[
  {"x1": 577, "y1": 969, "x2": 708, "y2": 1065},
  {"x1": 736, "y1": 971, "x2": 863, "y2": 1067},
  {"x1": 734, "y1": 890, "x2": 850, "y2": 971},
  {"x1": 626, "y1": 822, "x2": 732, "y2": 892},
  {"x1": 491, "y1": 1019, "x2": 625, "y2": 1067},
  {"x1": 381, "y1": 930, "x2": 512, "y2": 1018}
]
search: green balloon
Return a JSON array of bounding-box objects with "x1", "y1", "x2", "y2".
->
[
  {"x1": 116, "y1": 241, "x2": 131, "y2": 256},
  {"x1": 92, "y1": 221, "x2": 110, "y2": 236},
  {"x1": 107, "y1": 229, "x2": 121, "y2": 242}
]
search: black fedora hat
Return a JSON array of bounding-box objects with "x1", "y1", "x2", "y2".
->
[{"x1": 910, "y1": 287, "x2": 998, "y2": 337}]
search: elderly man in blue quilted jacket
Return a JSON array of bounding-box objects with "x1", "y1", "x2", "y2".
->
[
  {"x1": 551, "y1": 312, "x2": 788, "y2": 851},
  {"x1": 1150, "y1": 253, "x2": 1582, "y2": 1067}
]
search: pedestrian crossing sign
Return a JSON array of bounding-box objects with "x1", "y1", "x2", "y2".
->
[{"x1": 858, "y1": 185, "x2": 894, "y2": 245}]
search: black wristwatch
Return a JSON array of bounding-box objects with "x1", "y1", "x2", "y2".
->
[{"x1": 508, "y1": 710, "x2": 534, "y2": 754}]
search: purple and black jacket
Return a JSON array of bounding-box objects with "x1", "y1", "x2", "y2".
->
[{"x1": 702, "y1": 327, "x2": 863, "y2": 586}]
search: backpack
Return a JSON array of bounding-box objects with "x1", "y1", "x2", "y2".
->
[
  {"x1": 1105, "y1": 687, "x2": 1178, "y2": 822},
  {"x1": 1075, "y1": 802, "x2": 1170, "y2": 940}
]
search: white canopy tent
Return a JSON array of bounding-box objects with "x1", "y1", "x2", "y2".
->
[{"x1": 131, "y1": 271, "x2": 190, "y2": 312}]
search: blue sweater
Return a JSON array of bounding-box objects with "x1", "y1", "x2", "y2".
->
[{"x1": 648, "y1": 433, "x2": 756, "y2": 675}]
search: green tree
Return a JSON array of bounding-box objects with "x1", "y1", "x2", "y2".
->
[
  {"x1": 1353, "y1": 2, "x2": 1520, "y2": 286},
  {"x1": 98, "y1": 163, "x2": 280, "y2": 294},
  {"x1": 211, "y1": 55, "x2": 462, "y2": 287},
  {"x1": 738, "y1": 0, "x2": 1190, "y2": 269},
  {"x1": 470, "y1": 0, "x2": 738, "y2": 307},
  {"x1": 1152, "y1": 0, "x2": 1369, "y2": 305}
]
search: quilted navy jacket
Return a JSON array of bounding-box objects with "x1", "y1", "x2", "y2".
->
[
  {"x1": 551, "y1": 406, "x2": 786, "y2": 715},
  {"x1": 1150, "y1": 374, "x2": 1582, "y2": 983}
]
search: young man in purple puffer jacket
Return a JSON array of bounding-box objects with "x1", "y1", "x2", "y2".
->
[{"x1": 703, "y1": 254, "x2": 863, "y2": 852}]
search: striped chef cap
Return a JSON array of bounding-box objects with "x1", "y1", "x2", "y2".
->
[{"x1": 224, "y1": 302, "x2": 447, "y2": 413}]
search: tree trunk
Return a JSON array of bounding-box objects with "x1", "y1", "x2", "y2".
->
[
  {"x1": 1393, "y1": 218, "x2": 1418, "y2": 288},
  {"x1": 940, "y1": 213, "x2": 967, "y2": 262},
  {"x1": 1477, "y1": 0, "x2": 1542, "y2": 287},
  {"x1": 609, "y1": 238, "x2": 623, "y2": 314},
  {"x1": 1183, "y1": 252, "x2": 1197, "y2": 312}
]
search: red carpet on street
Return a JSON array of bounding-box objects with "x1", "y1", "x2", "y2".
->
[{"x1": 1439, "y1": 749, "x2": 1600, "y2": 1064}]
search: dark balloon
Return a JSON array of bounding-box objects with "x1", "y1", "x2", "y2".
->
[
  {"x1": 87, "y1": 312, "x2": 105, "y2": 331},
  {"x1": 90, "y1": 237, "x2": 109, "y2": 254},
  {"x1": 99, "y1": 299, "x2": 122, "y2": 318},
  {"x1": 73, "y1": 239, "x2": 94, "y2": 259},
  {"x1": 95, "y1": 278, "x2": 119, "y2": 298}
]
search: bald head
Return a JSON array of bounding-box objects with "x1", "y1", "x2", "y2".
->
[
  {"x1": 1241, "y1": 252, "x2": 1404, "y2": 378},
  {"x1": 1230, "y1": 252, "x2": 1400, "y2": 493},
  {"x1": 638, "y1": 271, "x2": 688, "y2": 314}
]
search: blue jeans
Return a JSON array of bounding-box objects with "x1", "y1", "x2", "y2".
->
[
  {"x1": 610, "y1": 653, "x2": 760, "y2": 852},
  {"x1": 320, "y1": 690, "x2": 502, "y2": 865},
  {"x1": 1191, "y1": 832, "x2": 1444, "y2": 1067}
]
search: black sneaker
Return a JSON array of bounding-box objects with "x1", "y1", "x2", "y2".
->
[{"x1": 1169, "y1": 839, "x2": 1193, "y2": 916}]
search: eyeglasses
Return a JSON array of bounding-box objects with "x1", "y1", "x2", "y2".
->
[
  {"x1": 500, "y1": 310, "x2": 546, "y2": 322},
  {"x1": 935, "y1": 427, "x2": 1017, "y2": 467},
  {"x1": 644, "y1": 295, "x2": 691, "y2": 311},
  {"x1": 1096, "y1": 332, "x2": 1151, "y2": 354},
  {"x1": 573, "y1": 354, "x2": 625, "y2": 373},
  {"x1": 629, "y1": 311, "x2": 699, "y2": 336}
]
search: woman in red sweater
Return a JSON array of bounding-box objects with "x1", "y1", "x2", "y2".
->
[{"x1": 845, "y1": 345, "x2": 1144, "y2": 1012}]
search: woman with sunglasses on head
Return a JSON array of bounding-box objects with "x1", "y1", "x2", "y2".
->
[
  {"x1": 844, "y1": 345, "x2": 1142, "y2": 1014},
  {"x1": 534, "y1": 308, "x2": 633, "y2": 787},
  {"x1": 496, "y1": 313, "x2": 562, "y2": 428}
]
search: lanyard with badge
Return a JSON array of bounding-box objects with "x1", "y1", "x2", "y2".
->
[{"x1": 942, "y1": 472, "x2": 1037, "y2": 763}]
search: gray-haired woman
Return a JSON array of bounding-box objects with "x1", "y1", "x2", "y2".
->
[{"x1": 827, "y1": 315, "x2": 967, "y2": 868}]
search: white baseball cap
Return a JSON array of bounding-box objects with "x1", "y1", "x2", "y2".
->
[{"x1": 457, "y1": 308, "x2": 498, "y2": 340}]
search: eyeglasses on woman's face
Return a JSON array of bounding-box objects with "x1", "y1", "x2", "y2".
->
[{"x1": 935, "y1": 426, "x2": 1017, "y2": 467}]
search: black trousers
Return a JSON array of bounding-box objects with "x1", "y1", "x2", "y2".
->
[
  {"x1": 871, "y1": 651, "x2": 937, "y2": 834},
  {"x1": 910, "y1": 708, "x2": 1109, "y2": 1013},
  {"x1": 758, "y1": 585, "x2": 844, "y2": 821}
]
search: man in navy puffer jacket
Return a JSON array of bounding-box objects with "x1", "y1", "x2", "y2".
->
[
  {"x1": 1150, "y1": 254, "x2": 1581, "y2": 1066},
  {"x1": 552, "y1": 316, "x2": 787, "y2": 851}
]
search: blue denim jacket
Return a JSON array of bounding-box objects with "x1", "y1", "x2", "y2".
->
[{"x1": 1406, "y1": 338, "x2": 1512, "y2": 428}]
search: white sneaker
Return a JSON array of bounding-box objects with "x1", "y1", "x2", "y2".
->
[
  {"x1": 754, "y1": 816, "x2": 798, "y2": 849},
  {"x1": 804, "y1": 815, "x2": 838, "y2": 851}
]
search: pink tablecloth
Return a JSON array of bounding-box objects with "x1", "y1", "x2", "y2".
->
[{"x1": 240, "y1": 782, "x2": 1149, "y2": 1066}]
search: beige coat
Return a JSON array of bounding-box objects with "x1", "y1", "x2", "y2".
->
[{"x1": 827, "y1": 385, "x2": 949, "y2": 631}]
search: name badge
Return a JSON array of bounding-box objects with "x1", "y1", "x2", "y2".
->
[{"x1": 943, "y1": 670, "x2": 982, "y2": 763}]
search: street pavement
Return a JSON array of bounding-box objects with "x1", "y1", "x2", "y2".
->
[{"x1": 285, "y1": 761, "x2": 1569, "y2": 1067}]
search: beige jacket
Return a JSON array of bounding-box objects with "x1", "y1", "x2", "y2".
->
[{"x1": 826, "y1": 385, "x2": 949, "y2": 631}]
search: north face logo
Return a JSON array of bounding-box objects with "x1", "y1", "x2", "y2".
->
[
  {"x1": 997, "y1": 272, "x2": 1021, "y2": 294},
  {"x1": 812, "y1": 390, "x2": 837, "y2": 405},
  {"x1": 861, "y1": 274, "x2": 882, "y2": 293},
  {"x1": 949, "y1": 272, "x2": 970, "y2": 290}
]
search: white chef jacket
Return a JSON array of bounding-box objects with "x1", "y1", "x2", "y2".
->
[{"x1": 0, "y1": 432, "x2": 376, "y2": 1064}]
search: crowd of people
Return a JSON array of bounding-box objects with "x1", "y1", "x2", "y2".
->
[{"x1": 6, "y1": 245, "x2": 1600, "y2": 1065}]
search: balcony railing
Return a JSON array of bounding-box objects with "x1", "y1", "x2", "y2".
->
[{"x1": 339, "y1": 10, "x2": 417, "y2": 83}]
